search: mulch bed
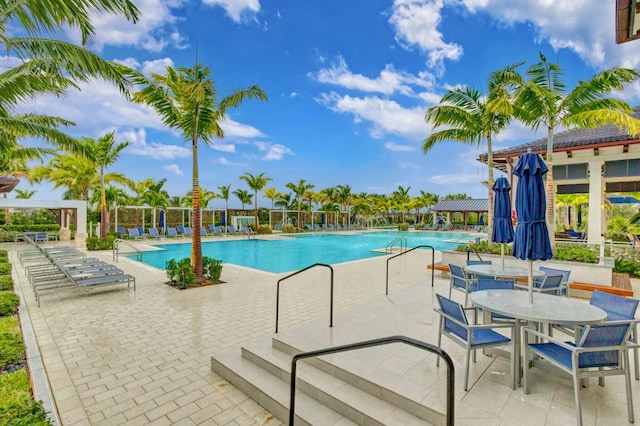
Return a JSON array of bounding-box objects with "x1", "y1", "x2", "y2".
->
[{"x1": 164, "y1": 279, "x2": 225, "y2": 290}]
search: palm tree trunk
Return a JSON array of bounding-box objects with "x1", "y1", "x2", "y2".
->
[
  {"x1": 3, "y1": 193, "x2": 10, "y2": 225},
  {"x1": 192, "y1": 140, "x2": 204, "y2": 283},
  {"x1": 487, "y1": 135, "x2": 494, "y2": 238},
  {"x1": 546, "y1": 127, "x2": 555, "y2": 248},
  {"x1": 254, "y1": 190, "x2": 258, "y2": 230},
  {"x1": 100, "y1": 169, "x2": 108, "y2": 238}
]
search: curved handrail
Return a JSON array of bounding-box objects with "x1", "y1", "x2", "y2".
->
[
  {"x1": 289, "y1": 335, "x2": 454, "y2": 426},
  {"x1": 385, "y1": 245, "x2": 435, "y2": 293},
  {"x1": 276, "y1": 263, "x2": 334, "y2": 333},
  {"x1": 385, "y1": 237, "x2": 407, "y2": 254},
  {"x1": 112, "y1": 239, "x2": 142, "y2": 262}
]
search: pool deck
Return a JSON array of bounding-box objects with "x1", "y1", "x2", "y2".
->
[{"x1": 7, "y1": 237, "x2": 640, "y2": 425}]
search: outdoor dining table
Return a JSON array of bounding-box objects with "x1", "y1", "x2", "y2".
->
[
  {"x1": 464, "y1": 264, "x2": 545, "y2": 280},
  {"x1": 469, "y1": 289, "x2": 608, "y2": 386}
]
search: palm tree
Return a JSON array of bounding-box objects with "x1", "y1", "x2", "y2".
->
[
  {"x1": 491, "y1": 53, "x2": 640, "y2": 244},
  {"x1": 424, "y1": 84, "x2": 510, "y2": 237},
  {"x1": 286, "y1": 179, "x2": 314, "y2": 228},
  {"x1": 391, "y1": 185, "x2": 411, "y2": 223},
  {"x1": 131, "y1": 62, "x2": 267, "y2": 283},
  {"x1": 263, "y1": 186, "x2": 283, "y2": 227},
  {"x1": 217, "y1": 185, "x2": 231, "y2": 232},
  {"x1": 83, "y1": 131, "x2": 130, "y2": 238},
  {"x1": 233, "y1": 189, "x2": 253, "y2": 211},
  {"x1": 336, "y1": 184, "x2": 353, "y2": 226},
  {"x1": 240, "y1": 172, "x2": 272, "y2": 230}
]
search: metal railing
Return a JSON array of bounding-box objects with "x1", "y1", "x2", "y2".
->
[
  {"x1": 275, "y1": 263, "x2": 334, "y2": 333},
  {"x1": 113, "y1": 239, "x2": 142, "y2": 262},
  {"x1": 466, "y1": 246, "x2": 485, "y2": 263},
  {"x1": 385, "y1": 237, "x2": 407, "y2": 254},
  {"x1": 289, "y1": 335, "x2": 454, "y2": 426},
  {"x1": 386, "y1": 245, "x2": 435, "y2": 293}
]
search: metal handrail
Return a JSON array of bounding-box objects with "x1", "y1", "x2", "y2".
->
[
  {"x1": 385, "y1": 245, "x2": 435, "y2": 293},
  {"x1": 385, "y1": 237, "x2": 407, "y2": 254},
  {"x1": 113, "y1": 239, "x2": 142, "y2": 262},
  {"x1": 276, "y1": 263, "x2": 334, "y2": 333},
  {"x1": 466, "y1": 246, "x2": 484, "y2": 262},
  {"x1": 289, "y1": 335, "x2": 454, "y2": 426}
]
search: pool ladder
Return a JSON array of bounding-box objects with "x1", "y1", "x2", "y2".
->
[{"x1": 385, "y1": 237, "x2": 407, "y2": 254}]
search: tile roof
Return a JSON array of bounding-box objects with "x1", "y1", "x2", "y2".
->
[
  {"x1": 432, "y1": 198, "x2": 488, "y2": 212},
  {"x1": 489, "y1": 106, "x2": 640, "y2": 158}
]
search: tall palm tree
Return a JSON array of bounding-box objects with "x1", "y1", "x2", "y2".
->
[
  {"x1": 491, "y1": 53, "x2": 640, "y2": 244},
  {"x1": 240, "y1": 172, "x2": 271, "y2": 229},
  {"x1": 424, "y1": 84, "x2": 510, "y2": 237},
  {"x1": 83, "y1": 131, "x2": 130, "y2": 238},
  {"x1": 336, "y1": 184, "x2": 353, "y2": 226},
  {"x1": 263, "y1": 186, "x2": 283, "y2": 227},
  {"x1": 233, "y1": 189, "x2": 253, "y2": 211},
  {"x1": 217, "y1": 185, "x2": 231, "y2": 231},
  {"x1": 392, "y1": 185, "x2": 411, "y2": 223},
  {"x1": 286, "y1": 179, "x2": 314, "y2": 228},
  {"x1": 131, "y1": 62, "x2": 267, "y2": 283}
]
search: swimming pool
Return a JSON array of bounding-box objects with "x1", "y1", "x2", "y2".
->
[{"x1": 136, "y1": 231, "x2": 475, "y2": 273}]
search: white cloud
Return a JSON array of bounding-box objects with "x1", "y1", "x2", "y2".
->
[
  {"x1": 385, "y1": 142, "x2": 416, "y2": 152},
  {"x1": 317, "y1": 92, "x2": 428, "y2": 141},
  {"x1": 220, "y1": 118, "x2": 266, "y2": 139},
  {"x1": 201, "y1": 0, "x2": 261, "y2": 22},
  {"x1": 140, "y1": 58, "x2": 175, "y2": 76},
  {"x1": 255, "y1": 142, "x2": 294, "y2": 160},
  {"x1": 212, "y1": 143, "x2": 236, "y2": 153},
  {"x1": 397, "y1": 161, "x2": 421, "y2": 170},
  {"x1": 212, "y1": 157, "x2": 247, "y2": 167},
  {"x1": 389, "y1": 0, "x2": 463, "y2": 71},
  {"x1": 163, "y1": 164, "x2": 184, "y2": 176},
  {"x1": 427, "y1": 172, "x2": 480, "y2": 185},
  {"x1": 311, "y1": 56, "x2": 435, "y2": 96},
  {"x1": 458, "y1": 0, "x2": 640, "y2": 69},
  {"x1": 71, "y1": 0, "x2": 188, "y2": 52},
  {"x1": 118, "y1": 128, "x2": 191, "y2": 160}
]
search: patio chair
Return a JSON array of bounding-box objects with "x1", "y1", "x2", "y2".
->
[
  {"x1": 440, "y1": 224, "x2": 449, "y2": 231},
  {"x1": 477, "y1": 278, "x2": 516, "y2": 322},
  {"x1": 177, "y1": 225, "x2": 186, "y2": 234},
  {"x1": 137, "y1": 226, "x2": 148, "y2": 238},
  {"x1": 313, "y1": 224, "x2": 322, "y2": 231},
  {"x1": 538, "y1": 266, "x2": 571, "y2": 296},
  {"x1": 200, "y1": 226, "x2": 210, "y2": 237},
  {"x1": 211, "y1": 226, "x2": 223, "y2": 236},
  {"x1": 165, "y1": 227, "x2": 184, "y2": 238},
  {"x1": 183, "y1": 226, "x2": 193, "y2": 236},
  {"x1": 448, "y1": 264, "x2": 478, "y2": 306},
  {"x1": 435, "y1": 294, "x2": 516, "y2": 391},
  {"x1": 516, "y1": 273, "x2": 563, "y2": 295},
  {"x1": 305, "y1": 224, "x2": 314, "y2": 231},
  {"x1": 227, "y1": 225, "x2": 237, "y2": 235},
  {"x1": 148, "y1": 228, "x2": 164, "y2": 239},
  {"x1": 524, "y1": 321, "x2": 638, "y2": 425},
  {"x1": 116, "y1": 227, "x2": 128, "y2": 238},
  {"x1": 128, "y1": 228, "x2": 145, "y2": 239}
]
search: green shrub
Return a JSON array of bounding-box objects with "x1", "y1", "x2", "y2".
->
[
  {"x1": 0, "y1": 263, "x2": 11, "y2": 276},
  {"x1": 258, "y1": 225, "x2": 272, "y2": 234},
  {"x1": 605, "y1": 231, "x2": 630, "y2": 243},
  {"x1": 456, "y1": 241, "x2": 598, "y2": 264},
  {"x1": 203, "y1": 257, "x2": 223, "y2": 282},
  {"x1": 165, "y1": 259, "x2": 178, "y2": 283},
  {"x1": 0, "y1": 316, "x2": 24, "y2": 370},
  {"x1": 85, "y1": 235, "x2": 116, "y2": 250},
  {"x1": 0, "y1": 276, "x2": 13, "y2": 291},
  {"x1": 0, "y1": 370, "x2": 50, "y2": 426},
  {"x1": 398, "y1": 223, "x2": 409, "y2": 231},
  {"x1": 177, "y1": 258, "x2": 195, "y2": 288},
  {"x1": 0, "y1": 292, "x2": 20, "y2": 316},
  {"x1": 282, "y1": 224, "x2": 295, "y2": 233}
]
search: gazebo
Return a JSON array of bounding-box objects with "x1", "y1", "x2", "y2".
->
[{"x1": 431, "y1": 199, "x2": 488, "y2": 230}]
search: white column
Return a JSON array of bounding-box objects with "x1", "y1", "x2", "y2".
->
[
  {"x1": 433, "y1": 211, "x2": 437, "y2": 224},
  {"x1": 587, "y1": 161, "x2": 604, "y2": 244}
]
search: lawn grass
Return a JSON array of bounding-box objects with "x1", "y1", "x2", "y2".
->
[{"x1": 0, "y1": 370, "x2": 49, "y2": 425}]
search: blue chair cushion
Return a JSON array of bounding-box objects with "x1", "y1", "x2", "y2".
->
[
  {"x1": 471, "y1": 329, "x2": 510, "y2": 346},
  {"x1": 530, "y1": 341, "x2": 621, "y2": 369}
]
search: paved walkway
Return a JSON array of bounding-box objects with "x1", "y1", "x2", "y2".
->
[{"x1": 9, "y1": 240, "x2": 640, "y2": 425}]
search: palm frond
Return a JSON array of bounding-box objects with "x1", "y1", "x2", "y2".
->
[{"x1": 423, "y1": 129, "x2": 481, "y2": 153}]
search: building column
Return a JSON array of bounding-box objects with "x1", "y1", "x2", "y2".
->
[
  {"x1": 433, "y1": 211, "x2": 437, "y2": 224},
  {"x1": 587, "y1": 160, "x2": 604, "y2": 244}
]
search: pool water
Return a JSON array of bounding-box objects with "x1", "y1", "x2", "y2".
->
[{"x1": 136, "y1": 231, "x2": 475, "y2": 273}]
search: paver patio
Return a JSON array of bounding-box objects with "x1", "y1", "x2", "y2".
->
[{"x1": 7, "y1": 239, "x2": 640, "y2": 425}]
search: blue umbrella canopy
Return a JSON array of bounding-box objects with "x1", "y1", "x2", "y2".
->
[
  {"x1": 512, "y1": 153, "x2": 553, "y2": 261},
  {"x1": 158, "y1": 209, "x2": 165, "y2": 229},
  {"x1": 478, "y1": 214, "x2": 484, "y2": 226},
  {"x1": 221, "y1": 211, "x2": 226, "y2": 226},
  {"x1": 491, "y1": 177, "x2": 514, "y2": 244}
]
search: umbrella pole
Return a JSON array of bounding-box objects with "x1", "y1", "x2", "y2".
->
[
  {"x1": 528, "y1": 260, "x2": 533, "y2": 304},
  {"x1": 501, "y1": 243, "x2": 505, "y2": 269}
]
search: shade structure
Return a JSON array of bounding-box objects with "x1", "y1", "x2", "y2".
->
[
  {"x1": 478, "y1": 214, "x2": 484, "y2": 226},
  {"x1": 491, "y1": 177, "x2": 514, "y2": 268},
  {"x1": 158, "y1": 209, "x2": 165, "y2": 229},
  {"x1": 512, "y1": 153, "x2": 553, "y2": 303}
]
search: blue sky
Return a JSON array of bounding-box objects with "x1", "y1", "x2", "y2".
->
[{"x1": 8, "y1": 0, "x2": 640, "y2": 208}]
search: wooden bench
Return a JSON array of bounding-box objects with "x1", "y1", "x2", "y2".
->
[
  {"x1": 426, "y1": 263, "x2": 449, "y2": 272},
  {"x1": 569, "y1": 280, "x2": 633, "y2": 297}
]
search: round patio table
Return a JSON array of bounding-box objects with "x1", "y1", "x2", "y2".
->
[
  {"x1": 464, "y1": 264, "x2": 545, "y2": 280},
  {"x1": 470, "y1": 290, "x2": 607, "y2": 386}
]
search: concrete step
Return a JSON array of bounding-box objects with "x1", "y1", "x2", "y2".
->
[
  {"x1": 272, "y1": 336, "x2": 445, "y2": 424},
  {"x1": 211, "y1": 346, "x2": 352, "y2": 426}
]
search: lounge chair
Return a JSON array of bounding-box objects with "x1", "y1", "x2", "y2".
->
[
  {"x1": 166, "y1": 227, "x2": 184, "y2": 238},
  {"x1": 211, "y1": 226, "x2": 222, "y2": 236},
  {"x1": 148, "y1": 228, "x2": 164, "y2": 239},
  {"x1": 116, "y1": 226, "x2": 126, "y2": 238},
  {"x1": 200, "y1": 226, "x2": 210, "y2": 237},
  {"x1": 313, "y1": 224, "x2": 322, "y2": 231},
  {"x1": 137, "y1": 226, "x2": 148, "y2": 238},
  {"x1": 177, "y1": 225, "x2": 186, "y2": 234},
  {"x1": 128, "y1": 228, "x2": 145, "y2": 239},
  {"x1": 183, "y1": 226, "x2": 193, "y2": 236},
  {"x1": 305, "y1": 224, "x2": 314, "y2": 231},
  {"x1": 439, "y1": 224, "x2": 449, "y2": 231},
  {"x1": 227, "y1": 225, "x2": 237, "y2": 235}
]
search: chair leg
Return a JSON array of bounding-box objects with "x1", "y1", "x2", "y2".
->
[
  {"x1": 632, "y1": 325, "x2": 639, "y2": 380},
  {"x1": 624, "y1": 351, "x2": 635, "y2": 423},
  {"x1": 510, "y1": 340, "x2": 516, "y2": 390},
  {"x1": 523, "y1": 344, "x2": 530, "y2": 394},
  {"x1": 465, "y1": 346, "x2": 471, "y2": 391},
  {"x1": 436, "y1": 323, "x2": 443, "y2": 367},
  {"x1": 572, "y1": 371, "x2": 583, "y2": 426}
]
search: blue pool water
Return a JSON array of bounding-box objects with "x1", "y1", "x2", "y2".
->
[{"x1": 136, "y1": 231, "x2": 475, "y2": 273}]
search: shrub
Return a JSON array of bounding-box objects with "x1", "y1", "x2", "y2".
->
[
  {"x1": 0, "y1": 292, "x2": 20, "y2": 316},
  {"x1": 85, "y1": 235, "x2": 116, "y2": 250},
  {"x1": 177, "y1": 258, "x2": 195, "y2": 288},
  {"x1": 0, "y1": 262, "x2": 11, "y2": 276},
  {"x1": 456, "y1": 241, "x2": 598, "y2": 264},
  {"x1": 0, "y1": 370, "x2": 50, "y2": 426},
  {"x1": 0, "y1": 275, "x2": 13, "y2": 291},
  {"x1": 398, "y1": 223, "x2": 409, "y2": 231},
  {"x1": 203, "y1": 257, "x2": 223, "y2": 282},
  {"x1": 0, "y1": 316, "x2": 24, "y2": 370},
  {"x1": 282, "y1": 224, "x2": 295, "y2": 233},
  {"x1": 258, "y1": 225, "x2": 272, "y2": 234},
  {"x1": 165, "y1": 259, "x2": 178, "y2": 283}
]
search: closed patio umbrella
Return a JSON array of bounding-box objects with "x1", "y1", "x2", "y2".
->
[
  {"x1": 158, "y1": 209, "x2": 165, "y2": 231},
  {"x1": 478, "y1": 214, "x2": 484, "y2": 226},
  {"x1": 491, "y1": 177, "x2": 514, "y2": 269},
  {"x1": 512, "y1": 152, "x2": 553, "y2": 303}
]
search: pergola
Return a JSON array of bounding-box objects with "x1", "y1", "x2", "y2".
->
[
  {"x1": 479, "y1": 107, "x2": 640, "y2": 244},
  {"x1": 431, "y1": 199, "x2": 488, "y2": 229}
]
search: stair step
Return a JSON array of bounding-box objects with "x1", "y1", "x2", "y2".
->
[
  {"x1": 272, "y1": 336, "x2": 445, "y2": 424},
  {"x1": 211, "y1": 347, "x2": 353, "y2": 426}
]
